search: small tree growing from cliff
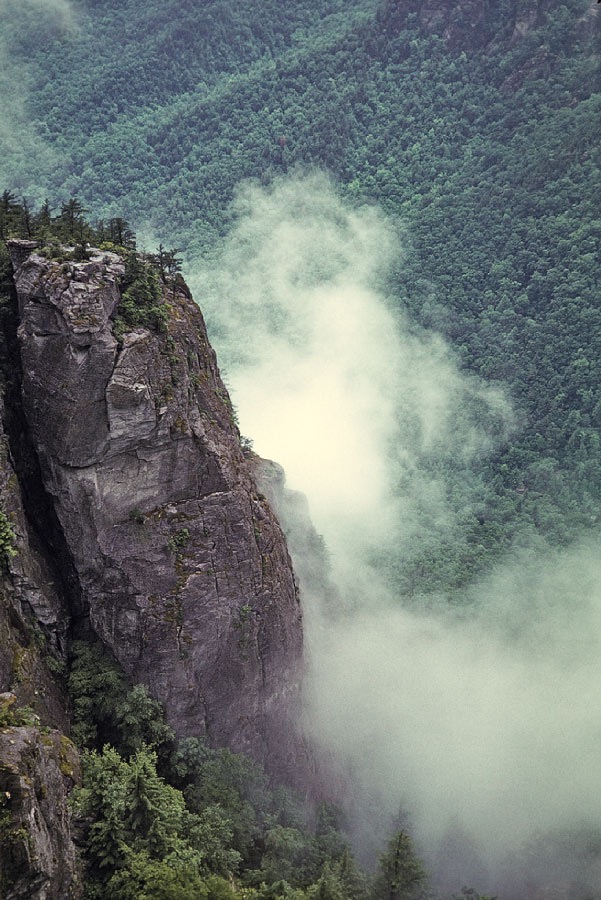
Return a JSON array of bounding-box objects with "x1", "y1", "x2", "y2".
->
[
  {"x1": 0, "y1": 508, "x2": 17, "y2": 566},
  {"x1": 150, "y1": 244, "x2": 183, "y2": 284},
  {"x1": 68, "y1": 642, "x2": 173, "y2": 758},
  {"x1": 113, "y1": 251, "x2": 168, "y2": 340},
  {"x1": 108, "y1": 217, "x2": 136, "y2": 249}
]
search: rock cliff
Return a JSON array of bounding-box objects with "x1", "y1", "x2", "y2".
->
[
  {"x1": 0, "y1": 716, "x2": 80, "y2": 899},
  {"x1": 2, "y1": 240, "x2": 306, "y2": 781},
  {"x1": 380, "y1": 0, "x2": 505, "y2": 49},
  {"x1": 380, "y1": 0, "x2": 598, "y2": 50}
]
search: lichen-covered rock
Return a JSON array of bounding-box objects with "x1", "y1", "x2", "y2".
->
[
  {"x1": 0, "y1": 727, "x2": 80, "y2": 899},
  {"x1": 8, "y1": 243, "x2": 306, "y2": 779}
]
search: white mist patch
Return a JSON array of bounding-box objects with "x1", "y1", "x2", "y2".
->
[
  {"x1": 190, "y1": 172, "x2": 601, "y2": 892},
  {"x1": 0, "y1": 0, "x2": 75, "y2": 20},
  {"x1": 191, "y1": 172, "x2": 509, "y2": 591},
  {"x1": 306, "y1": 542, "x2": 601, "y2": 894},
  {"x1": 307, "y1": 538, "x2": 601, "y2": 892},
  {"x1": 0, "y1": 0, "x2": 76, "y2": 192},
  {"x1": 226, "y1": 281, "x2": 400, "y2": 549}
]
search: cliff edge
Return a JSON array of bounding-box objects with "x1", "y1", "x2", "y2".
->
[{"x1": 3, "y1": 240, "x2": 306, "y2": 783}]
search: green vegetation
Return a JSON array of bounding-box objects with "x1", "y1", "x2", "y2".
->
[
  {"x1": 1, "y1": 1, "x2": 600, "y2": 893},
  {"x1": 113, "y1": 250, "x2": 168, "y2": 340},
  {"x1": 0, "y1": 196, "x2": 174, "y2": 344},
  {"x1": 0, "y1": 510, "x2": 17, "y2": 566},
  {"x1": 0, "y1": 192, "x2": 135, "y2": 251},
  {"x1": 166, "y1": 528, "x2": 191, "y2": 555},
  {"x1": 372, "y1": 831, "x2": 425, "y2": 900},
  {"x1": 2, "y1": 0, "x2": 598, "y2": 594},
  {"x1": 68, "y1": 641, "x2": 174, "y2": 754},
  {"x1": 66, "y1": 638, "x2": 420, "y2": 900},
  {"x1": 0, "y1": 692, "x2": 39, "y2": 728}
]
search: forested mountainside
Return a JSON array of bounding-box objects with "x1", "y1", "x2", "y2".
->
[
  {"x1": 3, "y1": 0, "x2": 600, "y2": 592},
  {"x1": 1, "y1": 0, "x2": 601, "y2": 898}
]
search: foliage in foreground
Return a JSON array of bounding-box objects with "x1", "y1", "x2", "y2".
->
[{"x1": 67, "y1": 639, "x2": 426, "y2": 900}]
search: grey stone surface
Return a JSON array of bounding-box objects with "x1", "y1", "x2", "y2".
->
[
  {"x1": 0, "y1": 394, "x2": 71, "y2": 730},
  {"x1": 0, "y1": 727, "x2": 80, "y2": 899},
  {"x1": 9, "y1": 245, "x2": 307, "y2": 779}
]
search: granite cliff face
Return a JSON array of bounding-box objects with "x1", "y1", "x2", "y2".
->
[
  {"x1": 0, "y1": 345, "x2": 81, "y2": 895},
  {"x1": 3, "y1": 241, "x2": 306, "y2": 781},
  {"x1": 0, "y1": 712, "x2": 80, "y2": 899}
]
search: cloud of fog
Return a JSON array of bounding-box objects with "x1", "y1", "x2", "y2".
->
[
  {"x1": 0, "y1": 0, "x2": 76, "y2": 194},
  {"x1": 307, "y1": 539, "x2": 601, "y2": 893},
  {"x1": 0, "y1": 0, "x2": 75, "y2": 19},
  {"x1": 191, "y1": 172, "x2": 510, "y2": 598},
  {"x1": 190, "y1": 172, "x2": 601, "y2": 896}
]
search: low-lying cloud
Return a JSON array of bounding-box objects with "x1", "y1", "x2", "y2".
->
[
  {"x1": 0, "y1": 0, "x2": 75, "y2": 19},
  {"x1": 190, "y1": 172, "x2": 601, "y2": 897},
  {"x1": 192, "y1": 172, "x2": 510, "y2": 597},
  {"x1": 307, "y1": 538, "x2": 601, "y2": 893},
  {"x1": 0, "y1": 0, "x2": 76, "y2": 195}
]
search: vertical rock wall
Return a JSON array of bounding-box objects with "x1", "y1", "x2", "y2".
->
[
  {"x1": 0, "y1": 724, "x2": 80, "y2": 899},
  {"x1": 7, "y1": 243, "x2": 307, "y2": 781}
]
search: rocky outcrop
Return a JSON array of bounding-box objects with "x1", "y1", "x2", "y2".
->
[
  {"x1": 0, "y1": 724, "x2": 80, "y2": 899},
  {"x1": 380, "y1": 0, "x2": 502, "y2": 49},
  {"x1": 0, "y1": 394, "x2": 72, "y2": 732},
  {"x1": 378, "y1": 0, "x2": 587, "y2": 50},
  {"x1": 252, "y1": 457, "x2": 338, "y2": 613},
  {"x1": 6, "y1": 242, "x2": 307, "y2": 780},
  {"x1": 510, "y1": 0, "x2": 546, "y2": 42}
]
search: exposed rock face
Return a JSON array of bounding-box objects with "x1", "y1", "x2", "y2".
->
[
  {"x1": 252, "y1": 458, "x2": 338, "y2": 613},
  {"x1": 381, "y1": 0, "x2": 499, "y2": 48},
  {"x1": 0, "y1": 726, "x2": 80, "y2": 899},
  {"x1": 418, "y1": 0, "x2": 491, "y2": 48},
  {"x1": 510, "y1": 0, "x2": 546, "y2": 42},
  {"x1": 7, "y1": 242, "x2": 306, "y2": 780},
  {"x1": 379, "y1": 0, "x2": 571, "y2": 50},
  {"x1": 0, "y1": 394, "x2": 72, "y2": 731}
]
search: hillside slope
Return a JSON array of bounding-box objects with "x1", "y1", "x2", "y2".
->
[{"x1": 2, "y1": 0, "x2": 599, "y2": 590}]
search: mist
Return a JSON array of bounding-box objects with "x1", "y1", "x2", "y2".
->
[
  {"x1": 190, "y1": 172, "x2": 601, "y2": 897},
  {"x1": 191, "y1": 173, "x2": 510, "y2": 599},
  {"x1": 0, "y1": 0, "x2": 76, "y2": 195}
]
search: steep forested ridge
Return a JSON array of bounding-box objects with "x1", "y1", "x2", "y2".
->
[
  {"x1": 8, "y1": 0, "x2": 599, "y2": 587},
  {"x1": 1, "y1": 0, "x2": 601, "y2": 896}
]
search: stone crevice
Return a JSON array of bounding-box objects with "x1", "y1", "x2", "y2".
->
[{"x1": 1, "y1": 249, "x2": 88, "y2": 644}]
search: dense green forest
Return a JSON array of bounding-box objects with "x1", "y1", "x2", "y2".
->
[
  {"x1": 65, "y1": 640, "x2": 372, "y2": 900},
  {"x1": 3, "y1": 0, "x2": 600, "y2": 589},
  {"x1": 1, "y1": 0, "x2": 601, "y2": 895}
]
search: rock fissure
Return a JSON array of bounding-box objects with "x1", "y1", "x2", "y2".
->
[{"x1": 1, "y1": 250, "x2": 87, "y2": 647}]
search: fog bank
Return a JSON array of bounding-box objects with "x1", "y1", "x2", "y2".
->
[
  {"x1": 0, "y1": 0, "x2": 76, "y2": 194},
  {"x1": 191, "y1": 172, "x2": 510, "y2": 599},
  {"x1": 190, "y1": 172, "x2": 601, "y2": 897}
]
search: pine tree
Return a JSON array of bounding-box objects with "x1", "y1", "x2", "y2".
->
[{"x1": 372, "y1": 831, "x2": 426, "y2": 900}]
